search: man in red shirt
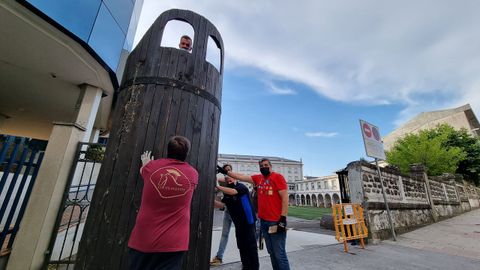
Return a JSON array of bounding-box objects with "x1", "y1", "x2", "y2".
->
[
  {"x1": 218, "y1": 158, "x2": 290, "y2": 270},
  {"x1": 128, "y1": 136, "x2": 198, "y2": 270}
]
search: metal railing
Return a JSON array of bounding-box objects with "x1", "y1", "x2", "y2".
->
[
  {"x1": 45, "y1": 142, "x2": 105, "y2": 270},
  {"x1": 0, "y1": 135, "x2": 45, "y2": 256}
]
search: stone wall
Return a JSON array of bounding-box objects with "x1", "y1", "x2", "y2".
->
[
  {"x1": 465, "y1": 183, "x2": 480, "y2": 208},
  {"x1": 344, "y1": 161, "x2": 480, "y2": 241}
]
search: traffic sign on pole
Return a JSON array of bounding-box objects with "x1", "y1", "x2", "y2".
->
[
  {"x1": 359, "y1": 119, "x2": 397, "y2": 241},
  {"x1": 359, "y1": 119, "x2": 386, "y2": 160}
]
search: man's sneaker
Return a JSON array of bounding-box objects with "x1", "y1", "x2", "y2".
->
[{"x1": 210, "y1": 256, "x2": 222, "y2": 266}]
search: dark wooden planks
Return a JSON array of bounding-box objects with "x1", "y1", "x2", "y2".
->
[
  {"x1": 107, "y1": 84, "x2": 157, "y2": 269},
  {"x1": 75, "y1": 83, "x2": 133, "y2": 269}
]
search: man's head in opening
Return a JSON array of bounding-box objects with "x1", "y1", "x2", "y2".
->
[
  {"x1": 167, "y1": 136, "x2": 191, "y2": 161},
  {"x1": 179, "y1": 35, "x2": 192, "y2": 52}
]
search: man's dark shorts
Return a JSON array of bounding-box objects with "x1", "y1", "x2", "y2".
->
[{"x1": 129, "y1": 248, "x2": 186, "y2": 270}]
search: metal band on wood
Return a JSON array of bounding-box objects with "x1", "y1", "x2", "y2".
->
[{"x1": 121, "y1": 77, "x2": 221, "y2": 111}]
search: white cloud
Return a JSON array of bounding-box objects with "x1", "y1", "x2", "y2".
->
[
  {"x1": 305, "y1": 132, "x2": 338, "y2": 138},
  {"x1": 135, "y1": 0, "x2": 480, "y2": 125},
  {"x1": 264, "y1": 81, "x2": 296, "y2": 95}
]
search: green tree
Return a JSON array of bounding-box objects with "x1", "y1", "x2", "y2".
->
[
  {"x1": 386, "y1": 126, "x2": 466, "y2": 176},
  {"x1": 425, "y1": 124, "x2": 480, "y2": 185}
]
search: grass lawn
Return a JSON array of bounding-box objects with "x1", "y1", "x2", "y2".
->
[{"x1": 287, "y1": 206, "x2": 332, "y2": 220}]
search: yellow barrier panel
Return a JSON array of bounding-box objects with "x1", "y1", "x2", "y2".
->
[{"x1": 332, "y1": 203, "x2": 368, "y2": 252}]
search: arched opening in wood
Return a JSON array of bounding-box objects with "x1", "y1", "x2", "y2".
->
[{"x1": 160, "y1": 20, "x2": 195, "y2": 51}]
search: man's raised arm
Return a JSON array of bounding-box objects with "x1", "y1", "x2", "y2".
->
[
  {"x1": 217, "y1": 165, "x2": 254, "y2": 184},
  {"x1": 228, "y1": 171, "x2": 254, "y2": 184}
]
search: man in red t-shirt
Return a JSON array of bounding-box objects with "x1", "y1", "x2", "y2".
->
[
  {"x1": 218, "y1": 158, "x2": 290, "y2": 270},
  {"x1": 128, "y1": 136, "x2": 198, "y2": 270}
]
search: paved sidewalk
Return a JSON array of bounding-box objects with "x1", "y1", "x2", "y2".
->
[
  {"x1": 211, "y1": 209, "x2": 480, "y2": 269},
  {"x1": 386, "y1": 208, "x2": 480, "y2": 259},
  {"x1": 213, "y1": 242, "x2": 480, "y2": 270}
]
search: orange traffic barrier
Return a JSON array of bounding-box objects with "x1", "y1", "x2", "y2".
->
[{"x1": 332, "y1": 203, "x2": 368, "y2": 252}]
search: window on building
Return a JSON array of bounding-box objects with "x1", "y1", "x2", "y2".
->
[
  {"x1": 89, "y1": 3, "x2": 125, "y2": 68},
  {"x1": 103, "y1": 0, "x2": 134, "y2": 34},
  {"x1": 27, "y1": 0, "x2": 101, "y2": 41}
]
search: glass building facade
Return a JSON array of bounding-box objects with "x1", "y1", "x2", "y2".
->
[{"x1": 22, "y1": 0, "x2": 143, "y2": 76}]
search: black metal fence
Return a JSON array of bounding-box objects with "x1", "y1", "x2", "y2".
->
[
  {"x1": 0, "y1": 135, "x2": 45, "y2": 256},
  {"x1": 45, "y1": 142, "x2": 105, "y2": 270}
]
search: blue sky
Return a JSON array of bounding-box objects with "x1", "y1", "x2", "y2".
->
[{"x1": 134, "y1": 1, "x2": 480, "y2": 177}]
